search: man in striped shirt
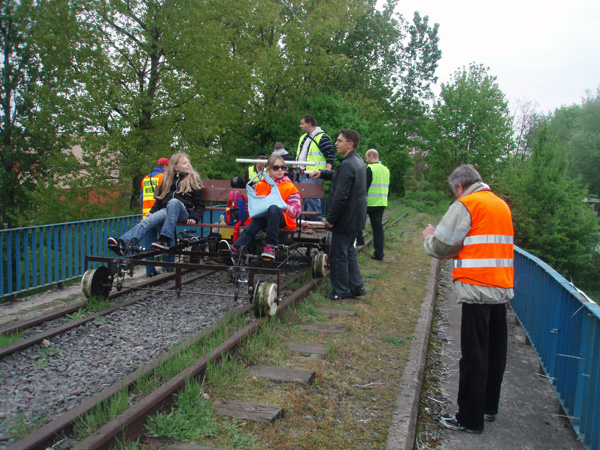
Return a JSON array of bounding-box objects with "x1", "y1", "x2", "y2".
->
[{"x1": 296, "y1": 114, "x2": 335, "y2": 221}]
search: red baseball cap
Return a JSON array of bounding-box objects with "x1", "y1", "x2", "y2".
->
[{"x1": 157, "y1": 158, "x2": 170, "y2": 165}]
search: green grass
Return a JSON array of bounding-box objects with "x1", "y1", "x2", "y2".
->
[
  {"x1": 73, "y1": 388, "x2": 130, "y2": 438},
  {"x1": 145, "y1": 378, "x2": 219, "y2": 442},
  {"x1": 5, "y1": 410, "x2": 53, "y2": 440},
  {"x1": 0, "y1": 330, "x2": 23, "y2": 348},
  {"x1": 32, "y1": 345, "x2": 59, "y2": 367},
  {"x1": 381, "y1": 333, "x2": 405, "y2": 347}
]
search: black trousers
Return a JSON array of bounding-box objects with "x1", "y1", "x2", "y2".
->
[
  {"x1": 456, "y1": 302, "x2": 508, "y2": 431},
  {"x1": 355, "y1": 206, "x2": 385, "y2": 259}
]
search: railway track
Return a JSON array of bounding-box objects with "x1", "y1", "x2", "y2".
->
[
  {"x1": 1, "y1": 212, "x2": 409, "y2": 450},
  {"x1": 0, "y1": 263, "x2": 304, "y2": 449}
]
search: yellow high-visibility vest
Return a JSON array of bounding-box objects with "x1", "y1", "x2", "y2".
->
[
  {"x1": 296, "y1": 132, "x2": 326, "y2": 172},
  {"x1": 367, "y1": 162, "x2": 390, "y2": 207}
]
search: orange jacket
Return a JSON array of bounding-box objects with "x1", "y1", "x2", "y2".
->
[
  {"x1": 255, "y1": 179, "x2": 299, "y2": 229},
  {"x1": 453, "y1": 190, "x2": 514, "y2": 288}
]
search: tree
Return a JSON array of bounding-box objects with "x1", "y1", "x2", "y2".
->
[
  {"x1": 543, "y1": 89, "x2": 600, "y2": 196},
  {"x1": 511, "y1": 97, "x2": 544, "y2": 163},
  {"x1": 223, "y1": 2, "x2": 441, "y2": 197},
  {"x1": 426, "y1": 63, "x2": 513, "y2": 189},
  {"x1": 3, "y1": 0, "x2": 444, "y2": 224},
  {"x1": 0, "y1": 0, "x2": 81, "y2": 226},
  {"x1": 495, "y1": 125, "x2": 599, "y2": 284}
]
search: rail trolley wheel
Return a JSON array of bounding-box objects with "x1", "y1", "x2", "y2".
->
[
  {"x1": 325, "y1": 231, "x2": 332, "y2": 247},
  {"x1": 125, "y1": 237, "x2": 140, "y2": 255},
  {"x1": 81, "y1": 266, "x2": 111, "y2": 299},
  {"x1": 252, "y1": 282, "x2": 278, "y2": 317},
  {"x1": 311, "y1": 251, "x2": 328, "y2": 278}
]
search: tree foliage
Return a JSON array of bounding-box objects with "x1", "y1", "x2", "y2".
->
[
  {"x1": 544, "y1": 89, "x2": 600, "y2": 196},
  {"x1": 1, "y1": 0, "x2": 443, "y2": 226},
  {"x1": 0, "y1": 0, "x2": 83, "y2": 226},
  {"x1": 426, "y1": 63, "x2": 513, "y2": 190},
  {"x1": 495, "y1": 125, "x2": 599, "y2": 284}
]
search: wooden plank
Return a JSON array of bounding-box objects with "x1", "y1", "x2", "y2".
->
[
  {"x1": 286, "y1": 342, "x2": 328, "y2": 356},
  {"x1": 300, "y1": 323, "x2": 347, "y2": 334},
  {"x1": 318, "y1": 307, "x2": 357, "y2": 316},
  {"x1": 294, "y1": 182, "x2": 324, "y2": 199},
  {"x1": 213, "y1": 400, "x2": 284, "y2": 424},
  {"x1": 249, "y1": 365, "x2": 315, "y2": 384}
]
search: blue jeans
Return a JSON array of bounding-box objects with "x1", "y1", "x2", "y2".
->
[
  {"x1": 329, "y1": 231, "x2": 364, "y2": 297},
  {"x1": 299, "y1": 173, "x2": 323, "y2": 221},
  {"x1": 234, "y1": 205, "x2": 285, "y2": 249},
  {"x1": 121, "y1": 199, "x2": 189, "y2": 247},
  {"x1": 143, "y1": 223, "x2": 161, "y2": 276},
  {"x1": 143, "y1": 222, "x2": 175, "y2": 275}
]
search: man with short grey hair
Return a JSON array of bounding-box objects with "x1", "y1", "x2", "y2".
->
[{"x1": 422, "y1": 163, "x2": 514, "y2": 434}]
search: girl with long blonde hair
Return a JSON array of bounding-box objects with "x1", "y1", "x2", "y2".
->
[{"x1": 108, "y1": 153, "x2": 205, "y2": 255}]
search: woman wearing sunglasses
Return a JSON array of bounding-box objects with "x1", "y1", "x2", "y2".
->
[{"x1": 221, "y1": 155, "x2": 301, "y2": 262}]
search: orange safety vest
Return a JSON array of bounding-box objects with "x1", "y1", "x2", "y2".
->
[
  {"x1": 141, "y1": 172, "x2": 165, "y2": 215},
  {"x1": 452, "y1": 190, "x2": 514, "y2": 288},
  {"x1": 255, "y1": 179, "x2": 299, "y2": 229}
]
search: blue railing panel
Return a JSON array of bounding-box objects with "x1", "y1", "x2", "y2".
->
[
  {"x1": 1, "y1": 216, "x2": 142, "y2": 298},
  {"x1": 512, "y1": 247, "x2": 600, "y2": 449},
  {"x1": 0, "y1": 212, "x2": 218, "y2": 299}
]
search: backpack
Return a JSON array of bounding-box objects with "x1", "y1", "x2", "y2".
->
[{"x1": 225, "y1": 190, "x2": 247, "y2": 225}]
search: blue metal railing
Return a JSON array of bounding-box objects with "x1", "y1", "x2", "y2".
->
[
  {"x1": 512, "y1": 246, "x2": 600, "y2": 450},
  {"x1": 0, "y1": 210, "x2": 222, "y2": 300},
  {"x1": 1, "y1": 216, "x2": 142, "y2": 298}
]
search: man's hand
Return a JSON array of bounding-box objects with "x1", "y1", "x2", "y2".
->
[
  {"x1": 422, "y1": 224, "x2": 436, "y2": 239},
  {"x1": 309, "y1": 170, "x2": 321, "y2": 179},
  {"x1": 187, "y1": 218, "x2": 197, "y2": 225},
  {"x1": 326, "y1": 220, "x2": 333, "y2": 228}
]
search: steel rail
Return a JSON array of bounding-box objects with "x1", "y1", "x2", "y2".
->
[
  {"x1": 0, "y1": 270, "x2": 188, "y2": 336},
  {"x1": 0, "y1": 270, "x2": 210, "y2": 358},
  {"x1": 8, "y1": 270, "x2": 310, "y2": 450},
  {"x1": 72, "y1": 274, "x2": 318, "y2": 450}
]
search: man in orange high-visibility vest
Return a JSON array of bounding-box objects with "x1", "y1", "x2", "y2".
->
[
  {"x1": 422, "y1": 164, "x2": 514, "y2": 434},
  {"x1": 141, "y1": 157, "x2": 169, "y2": 276}
]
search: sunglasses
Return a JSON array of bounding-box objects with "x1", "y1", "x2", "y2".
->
[{"x1": 271, "y1": 165, "x2": 288, "y2": 171}]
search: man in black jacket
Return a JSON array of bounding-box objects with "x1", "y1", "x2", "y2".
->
[{"x1": 310, "y1": 129, "x2": 367, "y2": 299}]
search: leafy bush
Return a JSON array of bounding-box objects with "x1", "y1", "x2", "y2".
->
[{"x1": 402, "y1": 189, "x2": 450, "y2": 215}]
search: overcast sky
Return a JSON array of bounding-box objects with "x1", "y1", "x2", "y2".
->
[{"x1": 393, "y1": 0, "x2": 600, "y2": 114}]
